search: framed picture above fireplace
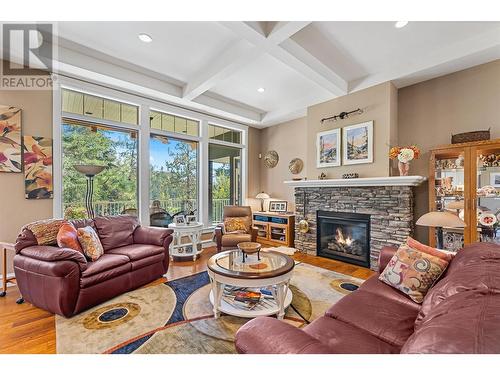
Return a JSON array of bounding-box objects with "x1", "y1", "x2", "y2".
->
[
  {"x1": 342, "y1": 121, "x2": 373, "y2": 165},
  {"x1": 317, "y1": 128, "x2": 341, "y2": 168}
]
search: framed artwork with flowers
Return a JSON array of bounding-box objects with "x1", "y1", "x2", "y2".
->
[
  {"x1": 0, "y1": 105, "x2": 22, "y2": 173},
  {"x1": 23, "y1": 135, "x2": 53, "y2": 199}
]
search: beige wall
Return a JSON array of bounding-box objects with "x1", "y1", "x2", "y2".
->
[
  {"x1": 258, "y1": 117, "x2": 307, "y2": 211},
  {"x1": 0, "y1": 79, "x2": 53, "y2": 276},
  {"x1": 307, "y1": 82, "x2": 397, "y2": 179},
  {"x1": 399, "y1": 59, "x2": 500, "y2": 242}
]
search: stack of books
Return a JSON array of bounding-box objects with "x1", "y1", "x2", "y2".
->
[{"x1": 222, "y1": 286, "x2": 276, "y2": 310}]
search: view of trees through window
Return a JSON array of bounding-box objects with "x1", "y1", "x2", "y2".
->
[
  {"x1": 149, "y1": 135, "x2": 198, "y2": 226},
  {"x1": 62, "y1": 121, "x2": 138, "y2": 219}
]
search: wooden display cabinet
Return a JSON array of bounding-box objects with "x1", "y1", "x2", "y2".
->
[
  {"x1": 429, "y1": 139, "x2": 500, "y2": 250},
  {"x1": 253, "y1": 212, "x2": 295, "y2": 248}
]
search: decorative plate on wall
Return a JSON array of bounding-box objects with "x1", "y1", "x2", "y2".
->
[
  {"x1": 264, "y1": 150, "x2": 279, "y2": 168},
  {"x1": 289, "y1": 158, "x2": 304, "y2": 174}
]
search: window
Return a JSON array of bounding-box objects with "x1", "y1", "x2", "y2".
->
[
  {"x1": 149, "y1": 135, "x2": 198, "y2": 227},
  {"x1": 208, "y1": 124, "x2": 241, "y2": 144},
  {"x1": 61, "y1": 119, "x2": 138, "y2": 219},
  {"x1": 62, "y1": 89, "x2": 139, "y2": 125},
  {"x1": 150, "y1": 110, "x2": 199, "y2": 136},
  {"x1": 208, "y1": 143, "x2": 242, "y2": 224}
]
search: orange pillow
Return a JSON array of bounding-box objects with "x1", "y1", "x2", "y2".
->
[
  {"x1": 406, "y1": 237, "x2": 454, "y2": 262},
  {"x1": 57, "y1": 222, "x2": 84, "y2": 254}
]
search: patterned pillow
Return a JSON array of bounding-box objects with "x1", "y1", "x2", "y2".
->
[
  {"x1": 379, "y1": 244, "x2": 450, "y2": 303},
  {"x1": 223, "y1": 217, "x2": 248, "y2": 234},
  {"x1": 406, "y1": 237, "x2": 454, "y2": 262},
  {"x1": 57, "y1": 222, "x2": 84, "y2": 254},
  {"x1": 26, "y1": 219, "x2": 68, "y2": 245},
  {"x1": 77, "y1": 226, "x2": 104, "y2": 261}
]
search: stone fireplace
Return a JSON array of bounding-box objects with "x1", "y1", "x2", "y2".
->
[
  {"x1": 317, "y1": 210, "x2": 371, "y2": 268},
  {"x1": 286, "y1": 176, "x2": 426, "y2": 271}
]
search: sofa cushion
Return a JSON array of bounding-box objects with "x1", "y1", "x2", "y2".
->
[
  {"x1": 402, "y1": 290, "x2": 500, "y2": 354},
  {"x1": 82, "y1": 253, "x2": 130, "y2": 278},
  {"x1": 94, "y1": 215, "x2": 139, "y2": 251},
  {"x1": 378, "y1": 244, "x2": 449, "y2": 303},
  {"x1": 130, "y1": 253, "x2": 165, "y2": 271},
  {"x1": 221, "y1": 233, "x2": 252, "y2": 247},
  {"x1": 303, "y1": 316, "x2": 399, "y2": 354},
  {"x1": 415, "y1": 242, "x2": 500, "y2": 327},
  {"x1": 106, "y1": 243, "x2": 164, "y2": 261},
  {"x1": 325, "y1": 289, "x2": 418, "y2": 347},
  {"x1": 81, "y1": 262, "x2": 132, "y2": 288},
  {"x1": 359, "y1": 275, "x2": 420, "y2": 311}
]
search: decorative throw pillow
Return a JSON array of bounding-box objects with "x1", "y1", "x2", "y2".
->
[
  {"x1": 379, "y1": 244, "x2": 450, "y2": 303},
  {"x1": 223, "y1": 217, "x2": 248, "y2": 234},
  {"x1": 26, "y1": 219, "x2": 68, "y2": 245},
  {"x1": 57, "y1": 222, "x2": 84, "y2": 254},
  {"x1": 77, "y1": 226, "x2": 104, "y2": 261},
  {"x1": 406, "y1": 237, "x2": 455, "y2": 262}
]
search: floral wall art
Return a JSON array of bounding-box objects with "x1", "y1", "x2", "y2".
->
[
  {"x1": 0, "y1": 105, "x2": 22, "y2": 173},
  {"x1": 23, "y1": 135, "x2": 53, "y2": 199}
]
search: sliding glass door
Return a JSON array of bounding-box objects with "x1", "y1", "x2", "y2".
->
[{"x1": 208, "y1": 143, "x2": 242, "y2": 224}]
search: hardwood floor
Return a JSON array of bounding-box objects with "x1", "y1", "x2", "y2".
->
[{"x1": 0, "y1": 246, "x2": 374, "y2": 354}]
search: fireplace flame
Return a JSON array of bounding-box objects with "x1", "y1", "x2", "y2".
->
[{"x1": 335, "y1": 228, "x2": 353, "y2": 246}]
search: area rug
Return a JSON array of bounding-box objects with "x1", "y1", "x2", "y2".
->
[{"x1": 55, "y1": 263, "x2": 364, "y2": 354}]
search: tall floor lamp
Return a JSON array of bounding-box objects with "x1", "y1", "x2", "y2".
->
[{"x1": 73, "y1": 165, "x2": 105, "y2": 218}]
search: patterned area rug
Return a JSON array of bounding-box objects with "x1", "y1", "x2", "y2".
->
[{"x1": 55, "y1": 263, "x2": 364, "y2": 354}]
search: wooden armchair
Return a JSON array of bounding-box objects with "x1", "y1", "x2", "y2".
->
[{"x1": 214, "y1": 206, "x2": 258, "y2": 252}]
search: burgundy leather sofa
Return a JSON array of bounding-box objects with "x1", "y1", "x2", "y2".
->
[
  {"x1": 235, "y1": 242, "x2": 500, "y2": 354},
  {"x1": 14, "y1": 215, "x2": 172, "y2": 318}
]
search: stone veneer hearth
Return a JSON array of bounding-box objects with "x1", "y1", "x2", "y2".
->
[{"x1": 287, "y1": 177, "x2": 426, "y2": 271}]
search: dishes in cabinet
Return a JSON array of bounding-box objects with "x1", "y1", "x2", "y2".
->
[
  {"x1": 477, "y1": 185, "x2": 498, "y2": 197},
  {"x1": 478, "y1": 213, "x2": 497, "y2": 227}
]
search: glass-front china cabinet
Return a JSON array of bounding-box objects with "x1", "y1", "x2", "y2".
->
[{"x1": 429, "y1": 139, "x2": 500, "y2": 251}]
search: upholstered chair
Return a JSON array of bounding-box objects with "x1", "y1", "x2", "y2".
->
[{"x1": 214, "y1": 205, "x2": 258, "y2": 252}]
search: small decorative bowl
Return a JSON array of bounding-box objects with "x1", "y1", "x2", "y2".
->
[{"x1": 342, "y1": 173, "x2": 359, "y2": 179}]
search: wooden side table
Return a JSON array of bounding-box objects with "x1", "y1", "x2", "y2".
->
[{"x1": 0, "y1": 242, "x2": 21, "y2": 302}]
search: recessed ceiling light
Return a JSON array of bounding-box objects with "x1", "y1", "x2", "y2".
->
[
  {"x1": 395, "y1": 21, "x2": 409, "y2": 29},
  {"x1": 257, "y1": 87, "x2": 265, "y2": 93},
  {"x1": 138, "y1": 33, "x2": 153, "y2": 43}
]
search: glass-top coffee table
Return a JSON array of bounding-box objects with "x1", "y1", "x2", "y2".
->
[{"x1": 207, "y1": 249, "x2": 294, "y2": 320}]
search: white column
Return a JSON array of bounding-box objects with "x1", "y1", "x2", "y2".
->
[
  {"x1": 138, "y1": 103, "x2": 151, "y2": 226},
  {"x1": 52, "y1": 76, "x2": 63, "y2": 218},
  {"x1": 200, "y1": 119, "x2": 209, "y2": 227}
]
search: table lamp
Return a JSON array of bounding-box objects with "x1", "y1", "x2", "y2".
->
[
  {"x1": 416, "y1": 211, "x2": 466, "y2": 249},
  {"x1": 74, "y1": 164, "x2": 106, "y2": 218},
  {"x1": 255, "y1": 192, "x2": 270, "y2": 212}
]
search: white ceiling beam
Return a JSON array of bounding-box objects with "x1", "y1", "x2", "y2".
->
[
  {"x1": 266, "y1": 21, "x2": 312, "y2": 44},
  {"x1": 221, "y1": 21, "x2": 348, "y2": 97},
  {"x1": 183, "y1": 40, "x2": 260, "y2": 101},
  {"x1": 55, "y1": 43, "x2": 263, "y2": 125},
  {"x1": 349, "y1": 27, "x2": 500, "y2": 92}
]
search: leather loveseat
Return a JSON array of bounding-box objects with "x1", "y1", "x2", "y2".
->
[
  {"x1": 14, "y1": 215, "x2": 172, "y2": 318},
  {"x1": 235, "y1": 242, "x2": 500, "y2": 354}
]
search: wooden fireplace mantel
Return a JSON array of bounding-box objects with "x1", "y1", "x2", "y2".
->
[{"x1": 284, "y1": 176, "x2": 427, "y2": 188}]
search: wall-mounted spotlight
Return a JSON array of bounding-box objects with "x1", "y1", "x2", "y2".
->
[{"x1": 320, "y1": 108, "x2": 363, "y2": 124}]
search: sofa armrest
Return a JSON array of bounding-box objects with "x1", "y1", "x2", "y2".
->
[
  {"x1": 235, "y1": 317, "x2": 333, "y2": 354},
  {"x1": 133, "y1": 226, "x2": 173, "y2": 247},
  {"x1": 378, "y1": 246, "x2": 398, "y2": 272},
  {"x1": 19, "y1": 245, "x2": 87, "y2": 272}
]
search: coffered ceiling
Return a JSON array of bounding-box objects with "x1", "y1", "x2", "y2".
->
[{"x1": 52, "y1": 21, "x2": 500, "y2": 127}]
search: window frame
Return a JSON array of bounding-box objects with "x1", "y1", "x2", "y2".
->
[{"x1": 53, "y1": 75, "x2": 248, "y2": 229}]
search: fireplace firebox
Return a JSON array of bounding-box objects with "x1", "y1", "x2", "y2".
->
[{"x1": 316, "y1": 211, "x2": 370, "y2": 268}]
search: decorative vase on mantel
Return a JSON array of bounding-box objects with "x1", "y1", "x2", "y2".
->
[
  {"x1": 389, "y1": 145, "x2": 420, "y2": 177},
  {"x1": 398, "y1": 161, "x2": 410, "y2": 176}
]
